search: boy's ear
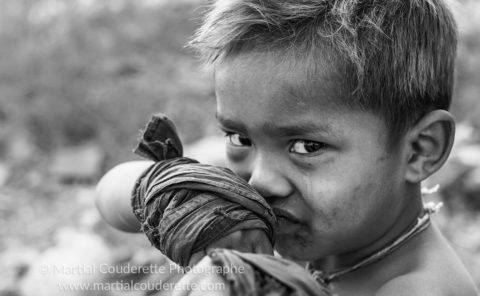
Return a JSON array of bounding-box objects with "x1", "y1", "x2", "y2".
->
[{"x1": 404, "y1": 110, "x2": 455, "y2": 183}]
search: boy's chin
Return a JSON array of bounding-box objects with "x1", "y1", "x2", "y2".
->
[{"x1": 274, "y1": 238, "x2": 322, "y2": 263}]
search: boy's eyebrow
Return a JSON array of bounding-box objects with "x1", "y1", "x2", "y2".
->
[
  {"x1": 216, "y1": 112, "x2": 333, "y2": 137},
  {"x1": 262, "y1": 121, "x2": 334, "y2": 137},
  {"x1": 215, "y1": 112, "x2": 247, "y2": 131}
]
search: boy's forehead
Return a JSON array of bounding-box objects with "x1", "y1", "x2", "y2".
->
[{"x1": 214, "y1": 50, "x2": 349, "y2": 115}]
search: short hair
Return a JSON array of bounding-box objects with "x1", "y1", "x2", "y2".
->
[{"x1": 189, "y1": 0, "x2": 458, "y2": 142}]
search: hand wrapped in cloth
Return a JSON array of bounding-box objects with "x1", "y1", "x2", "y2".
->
[{"x1": 131, "y1": 114, "x2": 330, "y2": 296}]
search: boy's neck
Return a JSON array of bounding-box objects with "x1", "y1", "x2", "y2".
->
[{"x1": 313, "y1": 187, "x2": 424, "y2": 272}]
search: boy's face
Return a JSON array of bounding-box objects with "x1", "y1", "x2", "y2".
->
[{"x1": 215, "y1": 51, "x2": 409, "y2": 262}]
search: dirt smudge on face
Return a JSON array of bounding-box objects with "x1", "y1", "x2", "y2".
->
[{"x1": 301, "y1": 169, "x2": 335, "y2": 229}]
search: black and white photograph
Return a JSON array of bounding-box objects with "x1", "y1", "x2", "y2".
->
[{"x1": 1, "y1": 0, "x2": 479, "y2": 295}]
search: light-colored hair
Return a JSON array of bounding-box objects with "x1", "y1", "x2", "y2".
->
[{"x1": 189, "y1": 0, "x2": 458, "y2": 139}]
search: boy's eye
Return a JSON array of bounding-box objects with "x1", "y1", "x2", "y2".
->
[
  {"x1": 226, "y1": 133, "x2": 252, "y2": 147},
  {"x1": 289, "y1": 140, "x2": 326, "y2": 154}
]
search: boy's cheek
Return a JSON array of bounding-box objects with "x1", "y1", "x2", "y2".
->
[
  {"x1": 302, "y1": 184, "x2": 369, "y2": 236},
  {"x1": 303, "y1": 181, "x2": 348, "y2": 218}
]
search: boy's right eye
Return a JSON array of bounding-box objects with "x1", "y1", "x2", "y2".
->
[{"x1": 225, "y1": 133, "x2": 252, "y2": 147}]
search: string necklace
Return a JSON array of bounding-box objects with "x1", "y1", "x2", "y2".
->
[{"x1": 306, "y1": 202, "x2": 443, "y2": 286}]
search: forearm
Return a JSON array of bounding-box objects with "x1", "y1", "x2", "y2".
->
[{"x1": 95, "y1": 161, "x2": 153, "y2": 232}]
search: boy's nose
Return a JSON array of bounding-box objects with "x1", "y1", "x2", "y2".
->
[{"x1": 247, "y1": 155, "x2": 292, "y2": 201}]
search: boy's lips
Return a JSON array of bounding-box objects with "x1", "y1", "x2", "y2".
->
[{"x1": 273, "y1": 208, "x2": 301, "y2": 224}]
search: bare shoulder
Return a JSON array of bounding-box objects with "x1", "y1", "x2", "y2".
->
[
  {"x1": 375, "y1": 272, "x2": 478, "y2": 296},
  {"x1": 375, "y1": 225, "x2": 479, "y2": 296}
]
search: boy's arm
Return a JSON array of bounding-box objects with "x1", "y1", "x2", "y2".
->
[{"x1": 95, "y1": 161, "x2": 153, "y2": 232}]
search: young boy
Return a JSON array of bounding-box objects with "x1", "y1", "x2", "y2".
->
[{"x1": 96, "y1": 0, "x2": 479, "y2": 295}]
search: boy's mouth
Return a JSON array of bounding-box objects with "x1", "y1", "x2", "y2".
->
[{"x1": 273, "y1": 208, "x2": 301, "y2": 224}]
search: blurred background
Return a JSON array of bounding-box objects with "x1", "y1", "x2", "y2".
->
[{"x1": 0, "y1": 0, "x2": 479, "y2": 295}]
